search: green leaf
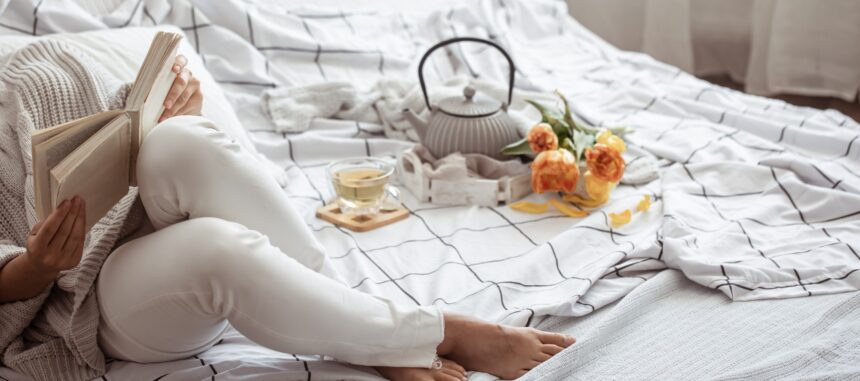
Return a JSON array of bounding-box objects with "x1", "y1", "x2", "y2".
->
[
  {"x1": 572, "y1": 128, "x2": 595, "y2": 162},
  {"x1": 553, "y1": 90, "x2": 601, "y2": 136},
  {"x1": 560, "y1": 137, "x2": 575, "y2": 154},
  {"x1": 606, "y1": 125, "x2": 631, "y2": 137},
  {"x1": 555, "y1": 90, "x2": 575, "y2": 134},
  {"x1": 525, "y1": 99, "x2": 551, "y2": 123},
  {"x1": 526, "y1": 100, "x2": 566, "y2": 134},
  {"x1": 501, "y1": 138, "x2": 533, "y2": 156}
]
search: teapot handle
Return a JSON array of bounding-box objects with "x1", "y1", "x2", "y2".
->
[{"x1": 417, "y1": 37, "x2": 516, "y2": 111}]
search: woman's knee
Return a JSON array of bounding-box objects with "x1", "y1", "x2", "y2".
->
[{"x1": 136, "y1": 116, "x2": 225, "y2": 179}]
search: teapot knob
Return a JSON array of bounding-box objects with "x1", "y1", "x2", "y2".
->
[{"x1": 463, "y1": 86, "x2": 476, "y2": 101}]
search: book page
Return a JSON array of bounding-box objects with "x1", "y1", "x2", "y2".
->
[
  {"x1": 126, "y1": 31, "x2": 182, "y2": 184},
  {"x1": 32, "y1": 110, "x2": 123, "y2": 220},
  {"x1": 50, "y1": 114, "x2": 132, "y2": 230},
  {"x1": 139, "y1": 57, "x2": 178, "y2": 138},
  {"x1": 32, "y1": 111, "x2": 119, "y2": 147}
]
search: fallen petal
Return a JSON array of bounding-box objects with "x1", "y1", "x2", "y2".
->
[
  {"x1": 510, "y1": 200, "x2": 550, "y2": 214},
  {"x1": 636, "y1": 195, "x2": 652, "y2": 212},
  {"x1": 608, "y1": 209, "x2": 632, "y2": 227},
  {"x1": 550, "y1": 199, "x2": 589, "y2": 218}
]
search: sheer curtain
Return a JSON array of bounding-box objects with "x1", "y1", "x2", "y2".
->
[{"x1": 566, "y1": 0, "x2": 860, "y2": 101}]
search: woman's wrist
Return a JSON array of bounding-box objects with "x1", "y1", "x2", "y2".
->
[
  {"x1": 0, "y1": 252, "x2": 57, "y2": 303},
  {"x1": 21, "y1": 251, "x2": 60, "y2": 282}
]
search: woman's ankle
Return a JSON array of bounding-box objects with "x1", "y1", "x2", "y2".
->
[{"x1": 436, "y1": 313, "x2": 460, "y2": 356}]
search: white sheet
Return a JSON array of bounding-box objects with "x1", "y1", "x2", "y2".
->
[
  {"x1": 1, "y1": 0, "x2": 859, "y2": 380},
  {"x1": 525, "y1": 270, "x2": 860, "y2": 379}
]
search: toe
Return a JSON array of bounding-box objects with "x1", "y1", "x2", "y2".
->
[
  {"x1": 440, "y1": 358, "x2": 466, "y2": 374},
  {"x1": 540, "y1": 344, "x2": 565, "y2": 356},
  {"x1": 533, "y1": 351, "x2": 552, "y2": 362},
  {"x1": 536, "y1": 331, "x2": 575, "y2": 347},
  {"x1": 437, "y1": 373, "x2": 461, "y2": 381},
  {"x1": 441, "y1": 367, "x2": 465, "y2": 379}
]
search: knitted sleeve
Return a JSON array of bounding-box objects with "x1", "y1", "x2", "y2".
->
[
  {"x1": 0, "y1": 242, "x2": 52, "y2": 357},
  {"x1": 0, "y1": 85, "x2": 51, "y2": 359},
  {"x1": 107, "y1": 82, "x2": 133, "y2": 111}
]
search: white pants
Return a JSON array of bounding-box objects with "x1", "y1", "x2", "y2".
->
[{"x1": 96, "y1": 116, "x2": 443, "y2": 368}]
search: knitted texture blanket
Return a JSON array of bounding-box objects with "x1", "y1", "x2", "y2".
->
[{"x1": 0, "y1": 39, "x2": 143, "y2": 381}]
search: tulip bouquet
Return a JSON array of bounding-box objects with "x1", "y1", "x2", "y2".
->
[{"x1": 502, "y1": 92, "x2": 637, "y2": 221}]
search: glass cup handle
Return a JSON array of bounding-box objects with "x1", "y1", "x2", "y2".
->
[{"x1": 381, "y1": 185, "x2": 401, "y2": 211}]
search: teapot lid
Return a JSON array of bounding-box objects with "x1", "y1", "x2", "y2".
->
[{"x1": 436, "y1": 86, "x2": 502, "y2": 117}]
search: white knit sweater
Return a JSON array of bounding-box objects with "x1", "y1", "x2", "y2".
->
[{"x1": 0, "y1": 40, "x2": 145, "y2": 381}]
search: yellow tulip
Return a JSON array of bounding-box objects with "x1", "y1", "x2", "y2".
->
[
  {"x1": 585, "y1": 171, "x2": 613, "y2": 203},
  {"x1": 597, "y1": 129, "x2": 627, "y2": 153},
  {"x1": 609, "y1": 209, "x2": 631, "y2": 227},
  {"x1": 510, "y1": 200, "x2": 549, "y2": 213}
]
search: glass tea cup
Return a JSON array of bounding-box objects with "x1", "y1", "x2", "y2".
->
[{"x1": 327, "y1": 158, "x2": 400, "y2": 216}]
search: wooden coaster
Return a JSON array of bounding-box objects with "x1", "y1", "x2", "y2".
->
[{"x1": 316, "y1": 202, "x2": 409, "y2": 232}]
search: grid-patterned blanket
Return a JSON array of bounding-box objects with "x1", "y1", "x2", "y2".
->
[{"x1": 2, "y1": 0, "x2": 860, "y2": 380}]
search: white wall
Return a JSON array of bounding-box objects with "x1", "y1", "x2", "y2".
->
[{"x1": 564, "y1": 0, "x2": 860, "y2": 101}]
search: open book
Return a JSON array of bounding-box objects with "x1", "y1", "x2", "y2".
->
[{"x1": 32, "y1": 31, "x2": 183, "y2": 230}]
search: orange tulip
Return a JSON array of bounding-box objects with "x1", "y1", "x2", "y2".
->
[
  {"x1": 531, "y1": 149, "x2": 579, "y2": 194},
  {"x1": 527, "y1": 123, "x2": 559, "y2": 153},
  {"x1": 585, "y1": 144, "x2": 625, "y2": 183}
]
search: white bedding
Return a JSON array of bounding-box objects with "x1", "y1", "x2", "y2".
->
[{"x1": 1, "y1": 0, "x2": 860, "y2": 380}]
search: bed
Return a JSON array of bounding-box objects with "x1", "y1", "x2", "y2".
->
[{"x1": 1, "y1": 0, "x2": 859, "y2": 380}]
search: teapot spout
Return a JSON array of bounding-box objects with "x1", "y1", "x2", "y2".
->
[{"x1": 401, "y1": 108, "x2": 428, "y2": 142}]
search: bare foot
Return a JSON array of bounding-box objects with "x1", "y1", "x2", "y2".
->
[
  {"x1": 375, "y1": 358, "x2": 467, "y2": 381},
  {"x1": 437, "y1": 313, "x2": 575, "y2": 380}
]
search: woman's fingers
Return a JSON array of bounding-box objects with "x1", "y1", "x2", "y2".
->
[
  {"x1": 162, "y1": 67, "x2": 192, "y2": 113},
  {"x1": 172, "y1": 54, "x2": 188, "y2": 73},
  {"x1": 61, "y1": 199, "x2": 86, "y2": 256},
  {"x1": 174, "y1": 79, "x2": 198, "y2": 111},
  {"x1": 160, "y1": 56, "x2": 203, "y2": 122},
  {"x1": 34, "y1": 199, "x2": 73, "y2": 249},
  {"x1": 29, "y1": 220, "x2": 44, "y2": 236},
  {"x1": 49, "y1": 197, "x2": 81, "y2": 250},
  {"x1": 174, "y1": 90, "x2": 203, "y2": 116}
]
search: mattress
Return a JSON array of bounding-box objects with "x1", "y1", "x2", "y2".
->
[{"x1": 1, "y1": 0, "x2": 859, "y2": 380}]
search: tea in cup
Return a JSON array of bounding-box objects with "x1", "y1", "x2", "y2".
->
[{"x1": 328, "y1": 158, "x2": 398, "y2": 216}]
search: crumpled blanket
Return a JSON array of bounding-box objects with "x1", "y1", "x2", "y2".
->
[{"x1": 260, "y1": 75, "x2": 550, "y2": 141}]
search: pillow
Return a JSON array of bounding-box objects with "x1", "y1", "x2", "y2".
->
[{"x1": 0, "y1": 26, "x2": 287, "y2": 185}]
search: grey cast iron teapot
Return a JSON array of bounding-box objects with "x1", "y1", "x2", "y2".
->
[{"x1": 402, "y1": 37, "x2": 521, "y2": 160}]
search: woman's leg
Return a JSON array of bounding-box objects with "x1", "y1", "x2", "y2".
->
[
  {"x1": 97, "y1": 217, "x2": 444, "y2": 367},
  {"x1": 98, "y1": 217, "x2": 573, "y2": 379},
  {"x1": 136, "y1": 115, "x2": 330, "y2": 274},
  {"x1": 127, "y1": 116, "x2": 576, "y2": 379}
]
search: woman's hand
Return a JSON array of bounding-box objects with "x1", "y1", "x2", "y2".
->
[
  {"x1": 0, "y1": 197, "x2": 86, "y2": 303},
  {"x1": 25, "y1": 196, "x2": 86, "y2": 275},
  {"x1": 159, "y1": 55, "x2": 203, "y2": 122}
]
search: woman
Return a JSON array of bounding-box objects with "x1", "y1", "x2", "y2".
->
[{"x1": 0, "y1": 40, "x2": 574, "y2": 381}]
